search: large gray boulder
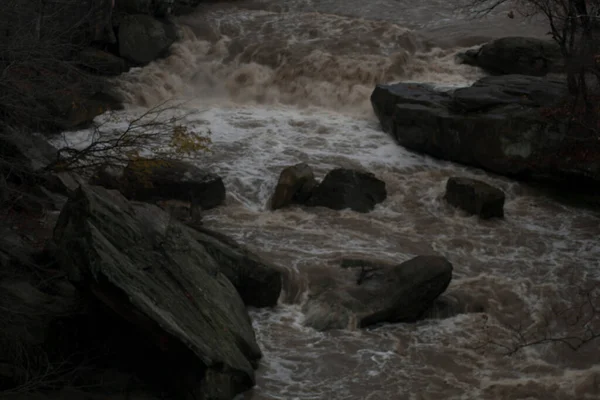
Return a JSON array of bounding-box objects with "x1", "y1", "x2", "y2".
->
[
  {"x1": 458, "y1": 37, "x2": 563, "y2": 76},
  {"x1": 303, "y1": 256, "x2": 453, "y2": 330},
  {"x1": 306, "y1": 168, "x2": 387, "y2": 213},
  {"x1": 53, "y1": 184, "x2": 263, "y2": 399},
  {"x1": 118, "y1": 14, "x2": 178, "y2": 65},
  {"x1": 371, "y1": 75, "x2": 600, "y2": 186}
]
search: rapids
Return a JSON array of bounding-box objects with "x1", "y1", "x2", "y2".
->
[{"x1": 76, "y1": 1, "x2": 600, "y2": 398}]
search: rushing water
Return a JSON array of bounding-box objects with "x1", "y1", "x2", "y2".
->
[{"x1": 85, "y1": 0, "x2": 600, "y2": 398}]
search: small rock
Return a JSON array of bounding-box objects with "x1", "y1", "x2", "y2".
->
[
  {"x1": 445, "y1": 177, "x2": 505, "y2": 219},
  {"x1": 269, "y1": 163, "x2": 318, "y2": 210},
  {"x1": 306, "y1": 168, "x2": 387, "y2": 213}
]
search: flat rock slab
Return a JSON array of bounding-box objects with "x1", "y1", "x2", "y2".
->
[
  {"x1": 457, "y1": 36, "x2": 563, "y2": 76},
  {"x1": 53, "y1": 184, "x2": 261, "y2": 399}
]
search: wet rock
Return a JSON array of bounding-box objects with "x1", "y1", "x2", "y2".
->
[
  {"x1": 303, "y1": 255, "x2": 453, "y2": 330},
  {"x1": 370, "y1": 75, "x2": 600, "y2": 186},
  {"x1": 78, "y1": 48, "x2": 127, "y2": 76},
  {"x1": 457, "y1": 37, "x2": 563, "y2": 76},
  {"x1": 54, "y1": 91, "x2": 123, "y2": 130},
  {"x1": 445, "y1": 177, "x2": 505, "y2": 219},
  {"x1": 117, "y1": 0, "x2": 176, "y2": 17},
  {"x1": 0, "y1": 130, "x2": 58, "y2": 183},
  {"x1": 89, "y1": 165, "x2": 125, "y2": 191},
  {"x1": 53, "y1": 184, "x2": 262, "y2": 399},
  {"x1": 189, "y1": 227, "x2": 283, "y2": 308},
  {"x1": 306, "y1": 168, "x2": 387, "y2": 213},
  {"x1": 123, "y1": 159, "x2": 226, "y2": 210},
  {"x1": 269, "y1": 163, "x2": 318, "y2": 210},
  {"x1": 118, "y1": 14, "x2": 178, "y2": 65}
]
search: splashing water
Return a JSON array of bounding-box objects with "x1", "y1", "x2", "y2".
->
[{"x1": 68, "y1": 1, "x2": 600, "y2": 398}]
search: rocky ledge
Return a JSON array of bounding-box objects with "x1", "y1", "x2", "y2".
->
[{"x1": 371, "y1": 74, "x2": 600, "y2": 187}]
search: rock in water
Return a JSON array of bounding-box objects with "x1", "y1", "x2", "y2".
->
[
  {"x1": 444, "y1": 177, "x2": 505, "y2": 219},
  {"x1": 123, "y1": 159, "x2": 226, "y2": 209},
  {"x1": 306, "y1": 168, "x2": 387, "y2": 213},
  {"x1": 303, "y1": 255, "x2": 453, "y2": 330},
  {"x1": 118, "y1": 14, "x2": 177, "y2": 65},
  {"x1": 457, "y1": 37, "x2": 563, "y2": 76},
  {"x1": 269, "y1": 163, "x2": 318, "y2": 210},
  {"x1": 53, "y1": 184, "x2": 262, "y2": 399},
  {"x1": 188, "y1": 227, "x2": 283, "y2": 308},
  {"x1": 370, "y1": 75, "x2": 600, "y2": 186}
]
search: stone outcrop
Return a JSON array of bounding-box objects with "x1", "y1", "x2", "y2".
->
[
  {"x1": 269, "y1": 163, "x2": 318, "y2": 210},
  {"x1": 53, "y1": 184, "x2": 268, "y2": 399},
  {"x1": 457, "y1": 37, "x2": 563, "y2": 76},
  {"x1": 118, "y1": 14, "x2": 178, "y2": 65},
  {"x1": 306, "y1": 168, "x2": 387, "y2": 213},
  {"x1": 445, "y1": 177, "x2": 505, "y2": 219},
  {"x1": 122, "y1": 159, "x2": 226, "y2": 210},
  {"x1": 191, "y1": 227, "x2": 282, "y2": 308},
  {"x1": 78, "y1": 48, "x2": 127, "y2": 76},
  {"x1": 303, "y1": 255, "x2": 453, "y2": 330},
  {"x1": 371, "y1": 74, "x2": 600, "y2": 186}
]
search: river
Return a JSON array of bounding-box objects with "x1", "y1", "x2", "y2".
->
[{"x1": 101, "y1": 0, "x2": 600, "y2": 398}]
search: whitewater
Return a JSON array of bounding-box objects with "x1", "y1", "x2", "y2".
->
[{"x1": 65, "y1": 0, "x2": 600, "y2": 398}]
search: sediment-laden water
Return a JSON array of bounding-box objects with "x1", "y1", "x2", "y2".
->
[{"x1": 74, "y1": 1, "x2": 600, "y2": 398}]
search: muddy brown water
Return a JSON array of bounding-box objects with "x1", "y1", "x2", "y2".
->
[{"x1": 64, "y1": 1, "x2": 600, "y2": 398}]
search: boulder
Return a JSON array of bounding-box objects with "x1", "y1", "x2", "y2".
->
[
  {"x1": 118, "y1": 14, "x2": 178, "y2": 65},
  {"x1": 306, "y1": 168, "x2": 387, "y2": 213},
  {"x1": 78, "y1": 48, "x2": 127, "y2": 76},
  {"x1": 122, "y1": 159, "x2": 226, "y2": 209},
  {"x1": 116, "y1": 0, "x2": 175, "y2": 17},
  {"x1": 53, "y1": 184, "x2": 263, "y2": 399},
  {"x1": 457, "y1": 37, "x2": 563, "y2": 76},
  {"x1": 54, "y1": 91, "x2": 123, "y2": 131},
  {"x1": 445, "y1": 177, "x2": 505, "y2": 219},
  {"x1": 89, "y1": 164, "x2": 125, "y2": 191},
  {"x1": 303, "y1": 255, "x2": 453, "y2": 330},
  {"x1": 0, "y1": 130, "x2": 58, "y2": 183},
  {"x1": 269, "y1": 163, "x2": 318, "y2": 210},
  {"x1": 189, "y1": 227, "x2": 282, "y2": 308},
  {"x1": 371, "y1": 75, "x2": 600, "y2": 186}
]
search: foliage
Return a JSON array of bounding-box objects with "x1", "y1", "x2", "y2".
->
[
  {"x1": 49, "y1": 100, "x2": 212, "y2": 174},
  {"x1": 0, "y1": 0, "x2": 104, "y2": 131}
]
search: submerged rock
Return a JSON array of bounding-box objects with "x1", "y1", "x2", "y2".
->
[
  {"x1": 303, "y1": 255, "x2": 453, "y2": 330},
  {"x1": 371, "y1": 75, "x2": 600, "y2": 186},
  {"x1": 306, "y1": 168, "x2": 387, "y2": 213},
  {"x1": 269, "y1": 163, "x2": 318, "y2": 210},
  {"x1": 457, "y1": 36, "x2": 563, "y2": 76},
  {"x1": 445, "y1": 177, "x2": 505, "y2": 219},
  {"x1": 53, "y1": 184, "x2": 263, "y2": 399}
]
